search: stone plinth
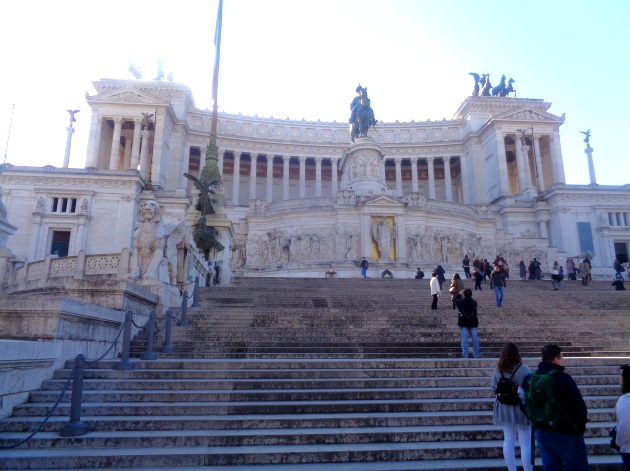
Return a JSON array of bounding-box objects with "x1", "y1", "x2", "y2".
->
[{"x1": 340, "y1": 137, "x2": 392, "y2": 197}]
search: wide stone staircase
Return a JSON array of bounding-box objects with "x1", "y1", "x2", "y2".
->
[{"x1": 1, "y1": 277, "x2": 629, "y2": 470}]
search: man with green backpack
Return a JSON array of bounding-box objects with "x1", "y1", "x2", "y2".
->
[{"x1": 524, "y1": 344, "x2": 589, "y2": 470}]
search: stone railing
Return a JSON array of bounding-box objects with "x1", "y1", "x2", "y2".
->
[{"x1": 6, "y1": 250, "x2": 131, "y2": 293}]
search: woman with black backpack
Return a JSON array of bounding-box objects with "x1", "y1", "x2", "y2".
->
[{"x1": 491, "y1": 342, "x2": 532, "y2": 471}]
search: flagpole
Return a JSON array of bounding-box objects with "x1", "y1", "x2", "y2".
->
[{"x1": 202, "y1": 0, "x2": 223, "y2": 182}]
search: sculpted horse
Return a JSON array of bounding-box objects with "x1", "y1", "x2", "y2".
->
[
  {"x1": 492, "y1": 74, "x2": 506, "y2": 96},
  {"x1": 499, "y1": 78, "x2": 515, "y2": 97},
  {"x1": 350, "y1": 102, "x2": 372, "y2": 142},
  {"x1": 480, "y1": 74, "x2": 492, "y2": 96}
]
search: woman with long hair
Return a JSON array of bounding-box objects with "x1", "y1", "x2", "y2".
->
[
  {"x1": 616, "y1": 364, "x2": 630, "y2": 470},
  {"x1": 449, "y1": 273, "x2": 464, "y2": 309},
  {"x1": 491, "y1": 342, "x2": 532, "y2": 471}
]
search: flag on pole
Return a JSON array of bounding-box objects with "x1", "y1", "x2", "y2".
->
[{"x1": 211, "y1": 0, "x2": 223, "y2": 103}]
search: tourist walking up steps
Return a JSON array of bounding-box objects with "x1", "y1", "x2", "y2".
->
[
  {"x1": 472, "y1": 267, "x2": 483, "y2": 290},
  {"x1": 449, "y1": 273, "x2": 464, "y2": 309},
  {"x1": 430, "y1": 271, "x2": 441, "y2": 310},
  {"x1": 492, "y1": 342, "x2": 532, "y2": 471},
  {"x1": 490, "y1": 265, "x2": 507, "y2": 307},
  {"x1": 360, "y1": 257, "x2": 369, "y2": 278},
  {"x1": 525, "y1": 344, "x2": 589, "y2": 471},
  {"x1": 456, "y1": 288, "x2": 479, "y2": 358},
  {"x1": 462, "y1": 254, "x2": 471, "y2": 279},
  {"x1": 615, "y1": 364, "x2": 630, "y2": 470},
  {"x1": 435, "y1": 264, "x2": 446, "y2": 289}
]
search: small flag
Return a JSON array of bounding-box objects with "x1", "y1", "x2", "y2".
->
[{"x1": 212, "y1": 0, "x2": 223, "y2": 103}]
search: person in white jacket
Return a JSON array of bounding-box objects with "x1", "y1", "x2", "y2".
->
[
  {"x1": 430, "y1": 271, "x2": 441, "y2": 310},
  {"x1": 617, "y1": 364, "x2": 630, "y2": 470}
]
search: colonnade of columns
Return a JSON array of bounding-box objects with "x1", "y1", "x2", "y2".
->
[
  {"x1": 101, "y1": 117, "x2": 153, "y2": 178},
  {"x1": 220, "y1": 151, "x2": 460, "y2": 206},
  {"x1": 498, "y1": 132, "x2": 563, "y2": 195}
]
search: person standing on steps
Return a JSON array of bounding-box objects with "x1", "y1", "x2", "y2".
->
[
  {"x1": 430, "y1": 271, "x2": 441, "y2": 310},
  {"x1": 449, "y1": 273, "x2": 464, "y2": 309},
  {"x1": 527, "y1": 344, "x2": 589, "y2": 471},
  {"x1": 462, "y1": 254, "x2": 471, "y2": 279},
  {"x1": 435, "y1": 264, "x2": 446, "y2": 290},
  {"x1": 519, "y1": 261, "x2": 527, "y2": 281},
  {"x1": 472, "y1": 267, "x2": 483, "y2": 290},
  {"x1": 360, "y1": 257, "x2": 369, "y2": 278},
  {"x1": 491, "y1": 265, "x2": 507, "y2": 307},
  {"x1": 615, "y1": 364, "x2": 630, "y2": 470},
  {"x1": 457, "y1": 288, "x2": 479, "y2": 358},
  {"x1": 491, "y1": 342, "x2": 532, "y2": 471}
]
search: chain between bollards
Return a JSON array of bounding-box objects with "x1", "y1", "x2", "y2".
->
[{"x1": 59, "y1": 354, "x2": 90, "y2": 437}]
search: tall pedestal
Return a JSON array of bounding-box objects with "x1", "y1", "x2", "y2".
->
[{"x1": 339, "y1": 137, "x2": 392, "y2": 197}]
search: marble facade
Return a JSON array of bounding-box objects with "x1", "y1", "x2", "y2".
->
[{"x1": 0, "y1": 78, "x2": 629, "y2": 281}]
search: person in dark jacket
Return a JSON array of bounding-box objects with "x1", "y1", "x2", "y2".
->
[
  {"x1": 456, "y1": 289, "x2": 479, "y2": 358},
  {"x1": 472, "y1": 267, "x2": 483, "y2": 290},
  {"x1": 532, "y1": 345, "x2": 589, "y2": 471},
  {"x1": 490, "y1": 265, "x2": 507, "y2": 307},
  {"x1": 435, "y1": 265, "x2": 446, "y2": 289},
  {"x1": 613, "y1": 274, "x2": 626, "y2": 291},
  {"x1": 462, "y1": 255, "x2": 471, "y2": 279}
]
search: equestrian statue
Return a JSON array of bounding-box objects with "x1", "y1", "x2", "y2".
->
[{"x1": 349, "y1": 84, "x2": 377, "y2": 143}]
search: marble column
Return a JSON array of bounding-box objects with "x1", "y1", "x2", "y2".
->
[
  {"x1": 533, "y1": 137, "x2": 544, "y2": 191},
  {"x1": 130, "y1": 118, "x2": 141, "y2": 170},
  {"x1": 585, "y1": 144, "x2": 597, "y2": 184},
  {"x1": 514, "y1": 137, "x2": 527, "y2": 193},
  {"x1": 282, "y1": 155, "x2": 290, "y2": 201},
  {"x1": 232, "y1": 151, "x2": 241, "y2": 205},
  {"x1": 315, "y1": 157, "x2": 323, "y2": 197},
  {"x1": 63, "y1": 126, "x2": 74, "y2": 168},
  {"x1": 330, "y1": 158, "x2": 339, "y2": 196},
  {"x1": 299, "y1": 156, "x2": 307, "y2": 198},
  {"x1": 427, "y1": 157, "x2": 436, "y2": 200},
  {"x1": 218, "y1": 149, "x2": 225, "y2": 177},
  {"x1": 549, "y1": 132, "x2": 566, "y2": 183},
  {"x1": 410, "y1": 158, "x2": 419, "y2": 193},
  {"x1": 108, "y1": 118, "x2": 123, "y2": 170},
  {"x1": 394, "y1": 158, "x2": 403, "y2": 196},
  {"x1": 249, "y1": 153, "x2": 257, "y2": 200},
  {"x1": 266, "y1": 154, "x2": 274, "y2": 202},
  {"x1": 443, "y1": 156, "x2": 453, "y2": 202},
  {"x1": 122, "y1": 133, "x2": 133, "y2": 170},
  {"x1": 85, "y1": 113, "x2": 102, "y2": 168},
  {"x1": 496, "y1": 132, "x2": 510, "y2": 196},
  {"x1": 28, "y1": 213, "x2": 43, "y2": 261},
  {"x1": 139, "y1": 130, "x2": 149, "y2": 179},
  {"x1": 521, "y1": 143, "x2": 533, "y2": 188}
]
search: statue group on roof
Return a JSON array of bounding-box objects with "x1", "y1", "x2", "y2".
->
[{"x1": 469, "y1": 73, "x2": 515, "y2": 97}]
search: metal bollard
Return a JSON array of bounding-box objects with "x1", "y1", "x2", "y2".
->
[
  {"x1": 162, "y1": 311, "x2": 174, "y2": 353},
  {"x1": 114, "y1": 311, "x2": 135, "y2": 370},
  {"x1": 191, "y1": 276, "x2": 201, "y2": 307},
  {"x1": 141, "y1": 311, "x2": 158, "y2": 360},
  {"x1": 178, "y1": 291, "x2": 190, "y2": 327},
  {"x1": 59, "y1": 354, "x2": 90, "y2": 437}
]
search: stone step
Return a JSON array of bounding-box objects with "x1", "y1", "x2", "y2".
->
[
  {"x1": 38, "y1": 377, "x2": 620, "y2": 393},
  {"x1": 0, "y1": 437, "x2": 616, "y2": 469},
  {"x1": 25, "y1": 383, "x2": 623, "y2": 403},
  {"x1": 0, "y1": 409, "x2": 617, "y2": 433},
  {"x1": 11, "y1": 396, "x2": 616, "y2": 418},
  {"x1": 0, "y1": 422, "x2": 616, "y2": 449}
]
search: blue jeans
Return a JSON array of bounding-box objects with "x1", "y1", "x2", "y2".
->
[
  {"x1": 494, "y1": 285, "x2": 504, "y2": 307},
  {"x1": 535, "y1": 429, "x2": 589, "y2": 471},
  {"x1": 459, "y1": 327, "x2": 479, "y2": 358},
  {"x1": 361, "y1": 267, "x2": 367, "y2": 278},
  {"x1": 616, "y1": 270, "x2": 625, "y2": 281}
]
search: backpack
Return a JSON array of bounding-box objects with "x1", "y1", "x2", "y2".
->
[
  {"x1": 524, "y1": 370, "x2": 580, "y2": 432},
  {"x1": 495, "y1": 364, "x2": 522, "y2": 405}
]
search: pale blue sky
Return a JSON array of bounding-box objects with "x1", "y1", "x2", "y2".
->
[{"x1": 1, "y1": 0, "x2": 628, "y2": 185}]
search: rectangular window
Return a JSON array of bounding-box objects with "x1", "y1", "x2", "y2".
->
[
  {"x1": 609, "y1": 212, "x2": 614, "y2": 226},
  {"x1": 50, "y1": 230, "x2": 71, "y2": 257},
  {"x1": 624, "y1": 213, "x2": 629, "y2": 226},
  {"x1": 71, "y1": 198, "x2": 77, "y2": 213},
  {"x1": 616, "y1": 213, "x2": 622, "y2": 226},
  {"x1": 52, "y1": 198, "x2": 58, "y2": 212}
]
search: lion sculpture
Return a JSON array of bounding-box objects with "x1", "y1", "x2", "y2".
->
[{"x1": 128, "y1": 200, "x2": 191, "y2": 284}]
